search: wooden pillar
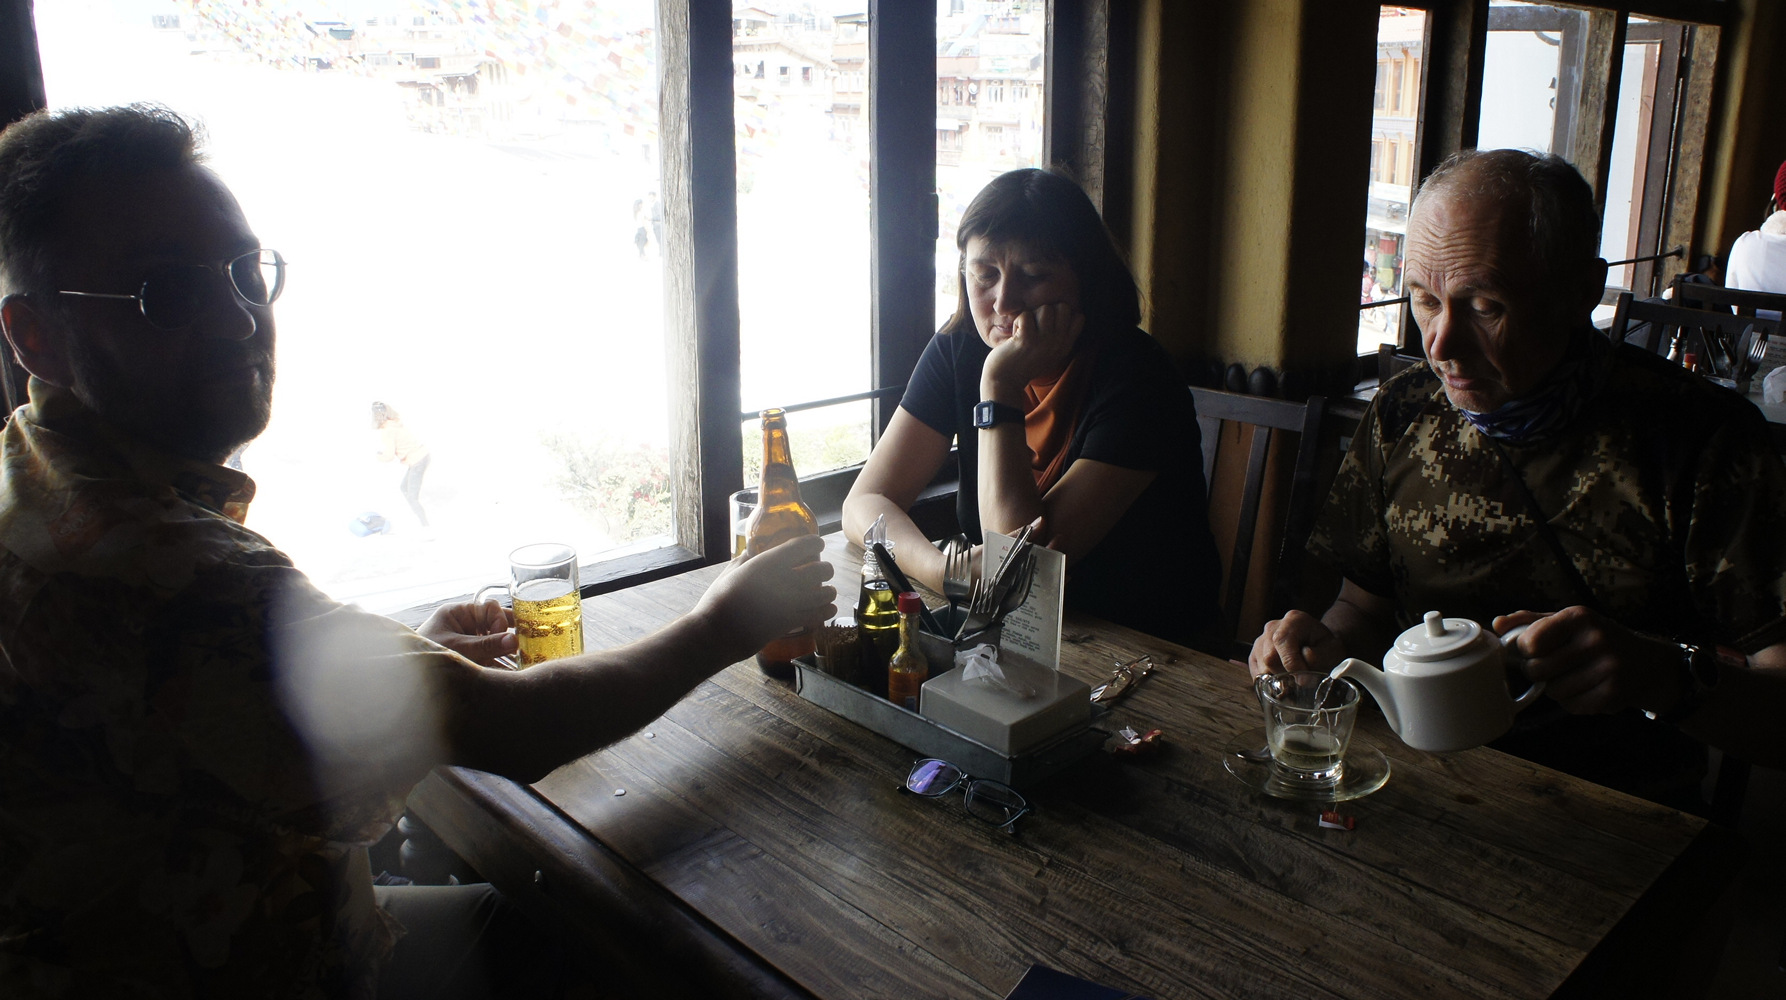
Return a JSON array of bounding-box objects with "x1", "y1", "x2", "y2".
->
[{"x1": 660, "y1": 0, "x2": 742, "y2": 560}]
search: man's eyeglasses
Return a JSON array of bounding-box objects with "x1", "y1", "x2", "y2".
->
[
  {"x1": 57, "y1": 249, "x2": 287, "y2": 330},
  {"x1": 901, "y1": 758, "x2": 1029, "y2": 833}
]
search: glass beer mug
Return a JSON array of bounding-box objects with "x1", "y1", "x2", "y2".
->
[{"x1": 476, "y1": 543, "x2": 584, "y2": 667}]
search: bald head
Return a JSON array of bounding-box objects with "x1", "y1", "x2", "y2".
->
[
  {"x1": 1403, "y1": 151, "x2": 1608, "y2": 413},
  {"x1": 1412, "y1": 149, "x2": 1604, "y2": 317}
]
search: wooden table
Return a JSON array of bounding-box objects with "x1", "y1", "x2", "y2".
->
[{"x1": 409, "y1": 535, "x2": 1731, "y2": 1000}]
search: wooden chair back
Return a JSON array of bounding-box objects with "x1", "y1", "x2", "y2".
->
[
  {"x1": 1191, "y1": 387, "x2": 1328, "y2": 655},
  {"x1": 1376, "y1": 343, "x2": 1421, "y2": 383},
  {"x1": 1606, "y1": 292, "x2": 1779, "y2": 374},
  {"x1": 1669, "y1": 278, "x2": 1786, "y2": 319}
]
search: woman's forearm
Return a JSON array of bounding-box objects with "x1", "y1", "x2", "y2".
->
[
  {"x1": 841, "y1": 491, "x2": 948, "y2": 592},
  {"x1": 975, "y1": 423, "x2": 1043, "y2": 536}
]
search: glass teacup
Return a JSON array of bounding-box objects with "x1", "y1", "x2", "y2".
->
[{"x1": 1254, "y1": 671, "x2": 1359, "y2": 784}]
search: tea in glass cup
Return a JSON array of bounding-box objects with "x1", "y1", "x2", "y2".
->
[
  {"x1": 1255, "y1": 671, "x2": 1359, "y2": 783},
  {"x1": 477, "y1": 543, "x2": 584, "y2": 666}
]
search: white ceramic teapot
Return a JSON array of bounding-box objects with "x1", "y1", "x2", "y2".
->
[{"x1": 1332, "y1": 611, "x2": 1545, "y2": 753}]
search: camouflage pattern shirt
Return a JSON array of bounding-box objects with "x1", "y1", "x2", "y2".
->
[
  {"x1": 0, "y1": 378, "x2": 461, "y2": 998},
  {"x1": 1311, "y1": 339, "x2": 1786, "y2": 651},
  {"x1": 1308, "y1": 340, "x2": 1786, "y2": 803}
]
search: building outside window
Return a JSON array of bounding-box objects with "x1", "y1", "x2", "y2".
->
[
  {"x1": 933, "y1": 0, "x2": 1046, "y2": 329},
  {"x1": 1358, "y1": 5, "x2": 1423, "y2": 356}
]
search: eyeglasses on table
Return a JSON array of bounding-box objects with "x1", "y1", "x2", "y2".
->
[{"x1": 900, "y1": 758, "x2": 1030, "y2": 833}]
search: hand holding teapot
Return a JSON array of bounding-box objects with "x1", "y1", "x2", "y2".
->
[{"x1": 1333, "y1": 611, "x2": 1545, "y2": 753}]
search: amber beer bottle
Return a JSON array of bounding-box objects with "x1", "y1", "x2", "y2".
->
[{"x1": 744, "y1": 408, "x2": 819, "y2": 679}]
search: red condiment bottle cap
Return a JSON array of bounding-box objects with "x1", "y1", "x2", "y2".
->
[{"x1": 897, "y1": 591, "x2": 922, "y2": 614}]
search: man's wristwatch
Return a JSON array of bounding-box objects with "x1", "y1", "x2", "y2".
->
[
  {"x1": 1644, "y1": 639, "x2": 1734, "y2": 725},
  {"x1": 972, "y1": 400, "x2": 1024, "y2": 429}
]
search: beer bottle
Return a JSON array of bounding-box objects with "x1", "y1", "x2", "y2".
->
[
  {"x1": 886, "y1": 591, "x2": 930, "y2": 711},
  {"x1": 744, "y1": 408, "x2": 819, "y2": 679},
  {"x1": 856, "y1": 516, "x2": 900, "y2": 698}
]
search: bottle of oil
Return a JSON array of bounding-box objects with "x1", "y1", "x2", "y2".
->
[
  {"x1": 856, "y1": 515, "x2": 899, "y2": 699},
  {"x1": 886, "y1": 591, "x2": 930, "y2": 711},
  {"x1": 744, "y1": 408, "x2": 818, "y2": 679}
]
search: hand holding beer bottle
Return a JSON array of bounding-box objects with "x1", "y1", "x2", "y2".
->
[
  {"x1": 693, "y1": 533, "x2": 835, "y2": 667},
  {"x1": 744, "y1": 408, "x2": 822, "y2": 678}
]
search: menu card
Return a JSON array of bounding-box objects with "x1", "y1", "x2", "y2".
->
[
  {"x1": 1758, "y1": 335, "x2": 1786, "y2": 381},
  {"x1": 982, "y1": 530, "x2": 1066, "y2": 670}
]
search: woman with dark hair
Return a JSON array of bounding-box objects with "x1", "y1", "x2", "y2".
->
[{"x1": 843, "y1": 168, "x2": 1222, "y2": 649}]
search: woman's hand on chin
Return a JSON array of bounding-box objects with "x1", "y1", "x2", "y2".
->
[{"x1": 982, "y1": 301, "x2": 1085, "y2": 396}]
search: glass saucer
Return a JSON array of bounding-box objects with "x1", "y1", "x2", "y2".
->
[{"x1": 1221, "y1": 730, "x2": 1391, "y2": 802}]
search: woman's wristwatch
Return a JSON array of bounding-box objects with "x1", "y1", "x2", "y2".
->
[{"x1": 973, "y1": 401, "x2": 1024, "y2": 429}]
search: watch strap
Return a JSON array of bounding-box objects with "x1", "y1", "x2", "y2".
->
[{"x1": 973, "y1": 400, "x2": 1025, "y2": 429}]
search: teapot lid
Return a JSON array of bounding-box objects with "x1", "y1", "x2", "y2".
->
[{"x1": 1391, "y1": 611, "x2": 1486, "y2": 668}]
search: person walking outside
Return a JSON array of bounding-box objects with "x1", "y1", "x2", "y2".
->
[{"x1": 373, "y1": 401, "x2": 431, "y2": 528}]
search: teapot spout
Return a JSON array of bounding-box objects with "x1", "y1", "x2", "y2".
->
[{"x1": 1333, "y1": 659, "x2": 1400, "y2": 735}]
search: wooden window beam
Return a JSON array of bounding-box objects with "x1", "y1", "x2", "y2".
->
[
  {"x1": 661, "y1": 0, "x2": 742, "y2": 561},
  {"x1": 868, "y1": 0, "x2": 936, "y2": 438}
]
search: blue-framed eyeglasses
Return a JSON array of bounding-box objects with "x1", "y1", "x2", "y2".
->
[
  {"x1": 57, "y1": 249, "x2": 287, "y2": 331},
  {"x1": 901, "y1": 758, "x2": 1030, "y2": 833}
]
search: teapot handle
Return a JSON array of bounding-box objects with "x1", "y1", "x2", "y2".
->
[
  {"x1": 1496, "y1": 623, "x2": 1547, "y2": 710},
  {"x1": 1512, "y1": 678, "x2": 1545, "y2": 710}
]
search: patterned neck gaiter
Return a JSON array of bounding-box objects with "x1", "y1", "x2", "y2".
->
[{"x1": 1458, "y1": 330, "x2": 1608, "y2": 444}]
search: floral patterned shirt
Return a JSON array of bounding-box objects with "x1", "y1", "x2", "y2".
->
[{"x1": 0, "y1": 378, "x2": 460, "y2": 998}]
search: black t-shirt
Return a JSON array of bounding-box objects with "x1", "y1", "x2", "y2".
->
[{"x1": 899, "y1": 324, "x2": 1223, "y2": 650}]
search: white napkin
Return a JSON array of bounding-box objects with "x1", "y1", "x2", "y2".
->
[
  {"x1": 956, "y1": 643, "x2": 1035, "y2": 699},
  {"x1": 1765, "y1": 366, "x2": 1786, "y2": 404}
]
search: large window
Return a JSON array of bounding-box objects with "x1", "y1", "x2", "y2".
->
[
  {"x1": 36, "y1": 0, "x2": 671, "y2": 614},
  {"x1": 735, "y1": 8, "x2": 873, "y2": 480},
  {"x1": 16, "y1": 0, "x2": 1055, "y2": 612},
  {"x1": 1479, "y1": 3, "x2": 1712, "y2": 312}
]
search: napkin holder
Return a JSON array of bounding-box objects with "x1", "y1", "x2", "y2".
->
[{"x1": 918, "y1": 652, "x2": 1091, "y2": 756}]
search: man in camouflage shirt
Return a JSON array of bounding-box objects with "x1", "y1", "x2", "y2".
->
[
  {"x1": 0, "y1": 106, "x2": 835, "y2": 997},
  {"x1": 1251, "y1": 149, "x2": 1786, "y2": 806}
]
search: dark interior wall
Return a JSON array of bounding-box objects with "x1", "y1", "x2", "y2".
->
[
  {"x1": 1117, "y1": 0, "x2": 1224, "y2": 380},
  {"x1": 1118, "y1": 0, "x2": 1382, "y2": 396}
]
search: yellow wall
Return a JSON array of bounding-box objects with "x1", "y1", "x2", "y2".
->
[{"x1": 1123, "y1": 0, "x2": 1378, "y2": 395}]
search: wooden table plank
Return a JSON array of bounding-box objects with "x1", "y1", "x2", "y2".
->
[{"x1": 415, "y1": 535, "x2": 1721, "y2": 1000}]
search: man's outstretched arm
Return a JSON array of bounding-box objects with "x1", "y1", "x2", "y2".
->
[{"x1": 434, "y1": 535, "x2": 837, "y2": 783}]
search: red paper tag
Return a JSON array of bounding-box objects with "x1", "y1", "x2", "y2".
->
[{"x1": 1318, "y1": 810, "x2": 1355, "y2": 830}]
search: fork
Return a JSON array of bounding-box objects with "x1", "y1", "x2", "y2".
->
[
  {"x1": 940, "y1": 535, "x2": 972, "y2": 621},
  {"x1": 1745, "y1": 329, "x2": 1769, "y2": 379}
]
